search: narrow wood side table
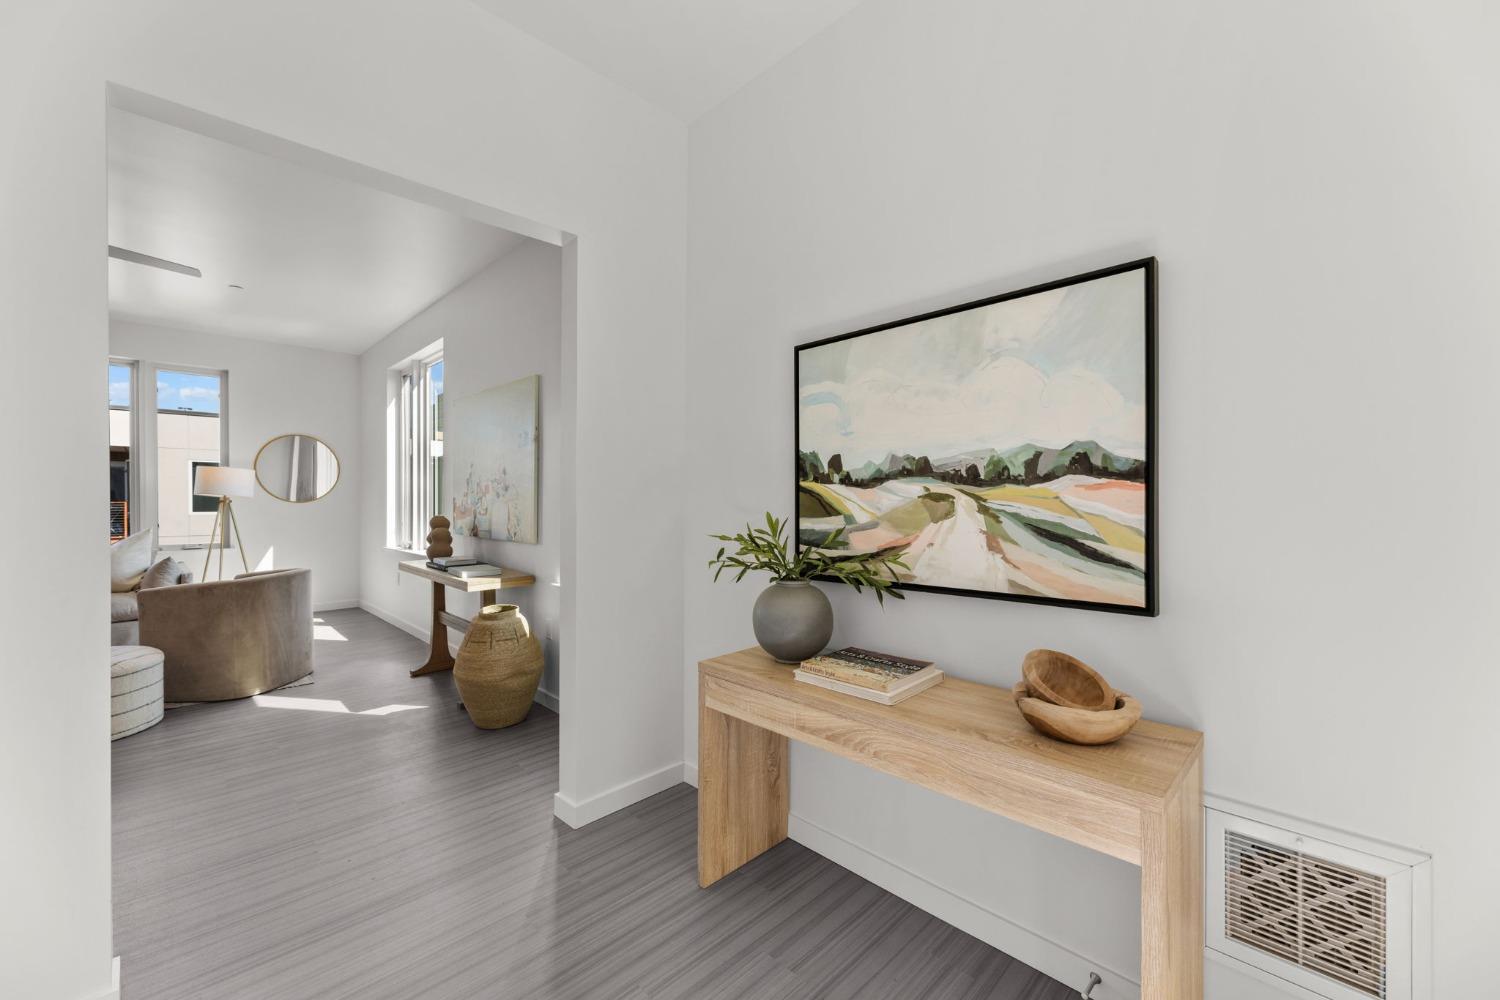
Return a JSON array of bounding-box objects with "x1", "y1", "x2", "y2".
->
[
  {"x1": 397, "y1": 560, "x2": 536, "y2": 677},
  {"x1": 697, "y1": 647, "x2": 1205, "y2": 1000}
]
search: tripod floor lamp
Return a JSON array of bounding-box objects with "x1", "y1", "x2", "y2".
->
[{"x1": 194, "y1": 466, "x2": 256, "y2": 581}]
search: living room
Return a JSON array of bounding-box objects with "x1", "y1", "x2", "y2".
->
[
  {"x1": 5, "y1": 2, "x2": 1497, "y2": 1000},
  {"x1": 105, "y1": 100, "x2": 563, "y2": 681}
]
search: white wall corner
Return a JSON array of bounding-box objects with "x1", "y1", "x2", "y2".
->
[
  {"x1": 82, "y1": 958, "x2": 121, "y2": 1000},
  {"x1": 787, "y1": 815, "x2": 1141, "y2": 1000},
  {"x1": 552, "y1": 761, "x2": 686, "y2": 829}
]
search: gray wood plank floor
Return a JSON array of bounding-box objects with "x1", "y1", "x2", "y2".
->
[{"x1": 113, "y1": 609, "x2": 1075, "y2": 1000}]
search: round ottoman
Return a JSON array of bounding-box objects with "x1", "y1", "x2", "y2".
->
[{"x1": 111, "y1": 645, "x2": 165, "y2": 740}]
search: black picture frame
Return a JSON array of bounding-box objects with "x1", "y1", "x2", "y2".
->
[{"x1": 794, "y1": 257, "x2": 1158, "y2": 616}]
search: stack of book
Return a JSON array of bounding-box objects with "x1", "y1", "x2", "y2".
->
[
  {"x1": 426, "y1": 556, "x2": 502, "y2": 579},
  {"x1": 794, "y1": 647, "x2": 943, "y2": 705}
]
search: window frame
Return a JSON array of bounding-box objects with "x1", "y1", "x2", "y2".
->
[
  {"x1": 108, "y1": 358, "x2": 140, "y2": 541},
  {"x1": 395, "y1": 345, "x2": 444, "y2": 551},
  {"x1": 110, "y1": 357, "x2": 230, "y2": 550}
]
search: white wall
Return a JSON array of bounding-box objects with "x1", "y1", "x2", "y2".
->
[
  {"x1": 0, "y1": 3, "x2": 685, "y2": 997},
  {"x1": 359, "y1": 241, "x2": 564, "y2": 701},
  {"x1": 685, "y1": 1, "x2": 1500, "y2": 997},
  {"x1": 110, "y1": 320, "x2": 361, "y2": 607}
]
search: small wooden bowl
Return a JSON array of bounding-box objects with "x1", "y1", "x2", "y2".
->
[
  {"x1": 1021, "y1": 649, "x2": 1114, "y2": 712},
  {"x1": 1013, "y1": 682, "x2": 1141, "y2": 745}
]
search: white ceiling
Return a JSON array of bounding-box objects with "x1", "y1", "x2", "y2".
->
[
  {"x1": 470, "y1": 0, "x2": 866, "y2": 121},
  {"x1": 108, "y1": 109, "x2": 529, "y2": 354}
]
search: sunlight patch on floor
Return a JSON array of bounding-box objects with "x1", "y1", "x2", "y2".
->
[
  {"x1": 252, "y1": 695, "x2": 426, "y2": 716},
  {"x1": 313, "y1": 623, "x2": 347, "y2": 641},
  {"x1": 357, "y1": 704, "x2": 426, "y2": 716}
]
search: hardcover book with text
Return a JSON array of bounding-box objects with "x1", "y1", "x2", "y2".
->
[{"x1": 795, "y1": 647, "x2": 943, "y2": 705}]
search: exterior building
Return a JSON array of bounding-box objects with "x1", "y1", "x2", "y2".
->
[{"x1": 108, "y1": 404, "x2": 220, "y2": 545}]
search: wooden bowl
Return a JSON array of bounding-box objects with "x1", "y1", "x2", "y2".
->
[
  {"x1": 1013, "y1": 682, "x2": 1142, "y2": 745},
  {"x1": 1021, "y1": 649, "x2": 1115, "y2": 712}
]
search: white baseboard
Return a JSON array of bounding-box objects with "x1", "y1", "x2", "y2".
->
[
  {"x1": 684, "y1": 769, "x2": 1147, "y2": 999},
  {"x1": 358, "y1": 600, "x2": 452, "y2": 651},
  {"x1": 553, "y1": 761, "x2": 685, "y2": 828},
  {"x1": 534, "y1": 686, "x2": 560, "y2": 713},
  {"x1": 687, "y1": 770, "x2": 1240, "y2": 999},
  {"x1": 80, "y1": 957, "x2": 120, "y2": 1000},
  {"x1": 788, "y1": 814, "x2": 1141, "y2": 1000},
  {"x1": 314, "y1": 598, "x2": 360, "y2": 612}
]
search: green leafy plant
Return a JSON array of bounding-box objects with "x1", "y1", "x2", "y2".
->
[{"x1": 709, "y1": 512, "x2": 908, "y2": 605}]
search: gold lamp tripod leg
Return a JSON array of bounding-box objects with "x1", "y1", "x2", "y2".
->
[
  {"x1": 226, "y1": 498, "x2": 250, "y2": 575},
  {"x1": 204, "y1": 498, "x2": 224, "y2": 581}
]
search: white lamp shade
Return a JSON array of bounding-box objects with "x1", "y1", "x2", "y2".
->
[{"x1": 195, "y1": 466, "x2": 256, "y2": 498}]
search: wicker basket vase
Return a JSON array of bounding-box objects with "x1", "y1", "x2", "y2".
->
[{"x1": 453, "y1": 604, "x2": 544, "y2": 729}]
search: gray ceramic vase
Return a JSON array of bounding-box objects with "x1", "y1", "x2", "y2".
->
[{"x1": 752, "y1": 580, "x2": 833, "y2": 663}]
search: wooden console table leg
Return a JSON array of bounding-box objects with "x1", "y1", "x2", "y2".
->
[
  {"x1": 410, "y1": 581, "x2": 457, "y2": 677},
  {"x1": 1139, "y1": 753, "x2": 1203, "y2": 1000},
  {"x1": 697, "y1": 690, "x2": 788, "y2": 888}
]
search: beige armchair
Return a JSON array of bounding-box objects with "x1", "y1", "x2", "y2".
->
[{"x1": 138, "y1": 568, "x2": 313, "y2": 702}]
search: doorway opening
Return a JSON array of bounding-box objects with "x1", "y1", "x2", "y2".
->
[{"x1": 105, "y1": 86, "x2": 577, "y2": 997}]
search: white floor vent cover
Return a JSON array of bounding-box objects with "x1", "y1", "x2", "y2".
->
[{"x1": 1207, "y1": 805, "x2": 1429, "y2": 1000}]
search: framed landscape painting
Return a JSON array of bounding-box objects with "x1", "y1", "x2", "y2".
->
[{"x1": 795, "y1": 258, "x2": 1157, "y2": 615}]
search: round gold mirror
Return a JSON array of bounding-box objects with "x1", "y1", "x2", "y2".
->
[{"x1": 254, "y1": 434, "x2": 341, "y2": 503}]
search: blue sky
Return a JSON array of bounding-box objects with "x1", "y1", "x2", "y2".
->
[
  {"x1": 158, "y1": 370, "x2": 221, "y2": 414},
  {"x1": 108, "y1": 365, "x2": 221, "y2": 414},
  {"x1": 108, "y1": 364, "x2": 131, "y2": 407}
]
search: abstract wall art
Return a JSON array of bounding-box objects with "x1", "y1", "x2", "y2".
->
[
  {"x1": 795, "y1": 259, "x2": 1156, "y2": 614},
  {"x1": 448, "y1": 374, "x2": 539, "y2": 544}
]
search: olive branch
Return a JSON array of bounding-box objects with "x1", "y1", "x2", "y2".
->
[{"x1": 709, "y1": 512, "x2": 908, "y2": 605}]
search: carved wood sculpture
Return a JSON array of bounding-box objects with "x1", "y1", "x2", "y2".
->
[{"x1": 426, "y1": 515, "x2": 453, "y2": 560}]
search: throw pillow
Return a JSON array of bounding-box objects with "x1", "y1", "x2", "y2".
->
[
  {"x1": 141, "y1": 556, "x2": 192, "y2": 590},
  {"x1": 110, "y1": 528, "x2": 156, "y2": 593}
]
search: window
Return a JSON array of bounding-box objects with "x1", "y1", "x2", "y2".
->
[
  {"x1": 108, "y1": 359, "x2": 230, "y2": 548},
  {"x1": 108, "y1": 360, "x2": 136, "y2": 540},
  {"x1": 190, "y1": 461, "x2": 222, "y2": 512},
  {"x1": 429, "y1": 358, "x2": 444, "y2": 521},
  {"x1": 395, "y1": 347, "x2": 443, "y2": 550},
  {"x1": 157, "y1": 368, "x2": 226, "y2": 546}
]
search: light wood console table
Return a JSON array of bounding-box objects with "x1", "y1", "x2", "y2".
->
[
  {"x1": 397, "y1": 559, "x2": 535, "y2": 677},
  {"x1": 697, "y1": 647, "x2": 1204, "y2": 999}
]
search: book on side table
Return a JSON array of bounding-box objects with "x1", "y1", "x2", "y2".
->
[
  {"x1": 427, "y1": 556, "x2": 478, "y2": 570},
  {"x1": 446, "y1": 563, "x2": 503, "y2": 579},
  {"x1": 794, "y1": 647, "x2": 943, "y2": 705}
]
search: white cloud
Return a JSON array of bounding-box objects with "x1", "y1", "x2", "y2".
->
[
  {"x1": 798, "y1": 269, "x2": 1147, "y2": 466},
  {"x1": 800, "y1": 357, "x2": 1145, "y2": 466}
]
